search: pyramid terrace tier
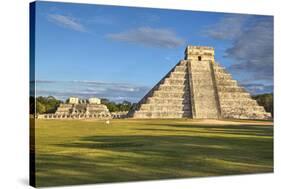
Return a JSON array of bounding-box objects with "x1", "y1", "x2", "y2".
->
[
  {"x1": 221, "y1": 111, "x2": 271, "y2": 120},
  {"x1": 152, "y1": 91, "x2": 189, "y2": 98},
  {"x1": 157, "y1": 84, "x2": 189, "y2": 91},
  {"x1": 139, "y1": 104, "x2": 191, "y2": 111},
  {"x1": 218, "y1": 92, "x2": 251, "y2": 98},
  {"x1": 132, "y1": 111, "x2": 191, "y2": 118},
  {"x1": 220, "y1": 105, "x2": 266, "y2": 112},
  {"x1": 217, "y1": 86, "x2": 246, "y2": 92},
  {"x1": 146, "y1": 97, "x2": 191, "y2": 104},
  {"x1": 219, "y1": 98, "x2": 258, "y2": 106}
]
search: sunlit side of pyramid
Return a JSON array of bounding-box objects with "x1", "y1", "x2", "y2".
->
[{"x1": 128, "y1": 45, "x2": 271, "y2": 120}]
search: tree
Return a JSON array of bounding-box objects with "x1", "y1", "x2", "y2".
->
[
  {"x1": 253, "y1": 93, "x2": 273, "y2": 117},
  {"x1": 35, "y1": 96, "x2": 62, "y2": 114},
  {"x1": 36, "y1": 101, "x2": 46, "y2": 114},
  {"x1": 100, "y1": 98, "x2": 133, "y2": 112}
]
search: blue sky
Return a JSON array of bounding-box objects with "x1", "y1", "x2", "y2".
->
[{"x1": 34, "y1": 1, "x2": 273, "y2": 102}]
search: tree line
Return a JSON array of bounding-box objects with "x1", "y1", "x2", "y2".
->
[
  {"x1": 30, "y1": 96, "x2": 62, "y2": 114},
  {"x1": 252, "y1": 93, "x2": 273, "y2": 117},
  {"x1": 30, "y1": 94, "x2": 273, "y2": 116},
  {"x1": 30, "y1": 96, "x2": 135, "y2": 114}
]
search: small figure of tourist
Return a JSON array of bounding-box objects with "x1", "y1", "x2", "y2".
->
[{"x1": 106, "y1": 120, "x2": 110, "y2": 125}]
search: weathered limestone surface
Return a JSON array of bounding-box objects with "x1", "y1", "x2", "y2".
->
[
  {"x1": 128, "y1": 45, "x2": 271, "y2": 120},
  {"x1": 54, "y1": 97, "x2": 111, "y2": 119},
  {"x1": 189, "y1": 60, "x2": 219, "y2": 119},
  {"x1": 56, "y1": 103, "x2": 110, "y2": 115}
]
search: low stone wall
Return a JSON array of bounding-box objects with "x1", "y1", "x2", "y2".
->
[
  {"x1": 37, "y1": 113, "x2": 111, "y2": 119},
  {"x1": 37, "y1": 111, "x2": 129, "y2": 119},
  {"x1": 111, "y1": 111, "x2": 129, "y2": 119}
]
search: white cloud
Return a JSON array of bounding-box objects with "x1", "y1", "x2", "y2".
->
[
  {"x1": 241, "y1": 83, "x2": 273, "y2": 95},
  {"x1": 47, "y1": 14, "x2": 87, "y2": 32},
  {"x1": 107, "y1": 27, "x2": 184, "y2": 48},
  {"x1": 36, "y1": 80, "x2": 150, "y2": 102},
  {"x1": 203, "y1": 15, "x2": 250, "y2": 40},
  {"x1": 225, "y1": 17, "x2": 273, "y2": 82},
  {"x1": 204, "y1": 15, "x2": 273, "y2": 91}
]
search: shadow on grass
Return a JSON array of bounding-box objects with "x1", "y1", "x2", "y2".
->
[
  {"x1": 134, "y1": 124, "x2": 273, "y2": 137},
  {"x1": 36, "y1": 122, "x2": 273, "y2": 187}
]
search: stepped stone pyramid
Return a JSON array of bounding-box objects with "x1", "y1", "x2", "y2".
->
[{"x1": 128, "y1": 45, "x2": 271, "y2": 120}]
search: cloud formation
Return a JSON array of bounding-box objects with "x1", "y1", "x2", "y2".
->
[
  {"x1": 241, "y1": 83, "x2": 273, "y2": 95},
  {"x1": 107, "y1": 27, "x2": 184, "y2": 48},
  {"x1": 36, "y1": 80, "x2": 150, "y2": 102},
  {"x1": 47, "y1": 14, "x2": 87, "y2": 32},
  {"x1": 204, "y1": 15, "x2": 250, "y2": 40},
  {"x1": 204, "y1": 15, "x2": 273, "y2": 92},
  {"x1": 226, "y1": 17, "x2": 273, "y2": 82}
]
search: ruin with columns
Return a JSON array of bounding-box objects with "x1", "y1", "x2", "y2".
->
[
  {"x1": 128, "y1": 45, "x2": 271, "y2": 120},
  {"x1": 38, "y1": 97, "x2": 111, "y2": 119}
]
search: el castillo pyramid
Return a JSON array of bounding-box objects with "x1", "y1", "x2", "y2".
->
[{"x1": 128, "y1": 45, "x2": 271, "y2": 120}]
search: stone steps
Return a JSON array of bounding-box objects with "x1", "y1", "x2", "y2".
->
[
  {"x1": 220, "y1": 105, "x2": 265, "y2": 112},
  {"x1": 216, "y1": 80, "x2": 238, "y2": 85},
  {"x1": 174, "y1": 65, "x2": 187, "y2": 72},
  {"x1": 163, "y1": 78, "x2": 188, "y2": 85},
  {"x1": 222, "y1": 112, "x2": 271, "y2": 120},
  {"x1": 217, "y1": 86, "x2": 246, "y2": 92},
  {"x1": 213, "y1": 62, "x2": 271, "y2": 120},
  {"x1": 133, "y1": 111, "x2": 191, "y2": 118},
  {"x1": 139, "y1": 104, "x2": 190, "y2": 111},
  {"x1": 169, "y1": 72, "x2": 186, "y2": 78},
  {"x1": 220, "y1": 99, "x2": 258, "y2": 106},
  {"x1": 152, "y1": 91, "x2": 188, "y2": 98},
  {"x1": 129, "y1": 60, "x2": 191, "y2": 118},
  {"x1": 146, "y1": 97, "x2": 190, "y2": 104},
  {"x1": 218, "y1": 92, "x2": 251, "y2": 98},
  {"x1": 189, "y1": 61, "x2": 219, "y2": 119},
  {"x1": 158, "y1": 85, "x2": 189, "y2": 91},
  {"x1": 215, "y1": 73, "x2": 233, "y2": 79}
]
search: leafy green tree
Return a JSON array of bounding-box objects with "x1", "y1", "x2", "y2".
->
[
  {"x1": 36, "y1": 101, "x2": 46, "y2": 114},
  {"x1": 35, "y1": 96, "x2": 62, "y2": 114},
  {"x1": 100, "y1": 98, "x2": 133, "y2": 112},
  {"x1": 253, "y1": 93, "x2": 273, "y2": 117}
]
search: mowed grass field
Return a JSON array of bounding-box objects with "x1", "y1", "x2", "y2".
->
[{"x1": 34, "y1": 119, "x2": 273, "y2": 187}]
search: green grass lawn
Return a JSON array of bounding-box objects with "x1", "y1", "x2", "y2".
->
[{"x1": 34, "y1": 119, "x2": 273, "y2": 187}]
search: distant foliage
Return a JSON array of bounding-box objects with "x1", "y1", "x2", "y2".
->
[
  {"x1": 101, "y1": 98, "x2": 134, "y2": 112},
  {"x1": 253, "y1": 93, "x2": 273, "y2": 117},
  {"x1": 35, "y1": 96, "x2": 62, "y2": 114}
]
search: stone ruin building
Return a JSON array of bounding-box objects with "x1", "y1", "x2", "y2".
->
[
  {"x1": 38, "y1": 97, "x2": 130, "y2": 119},
  {"x1": 128, "y1": 45, "x2": 271, "y2": 120},
  {"x1": 52, "y1": 97, "x2": 111, "y2": 119}
]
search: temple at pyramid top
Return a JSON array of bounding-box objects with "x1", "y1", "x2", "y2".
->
[
  {"x1": 128, "y1": 45, "x2": 271, "y2": 120},
  {"x1": 185, "y1": 45, "x2": 215, "y2": 62}
]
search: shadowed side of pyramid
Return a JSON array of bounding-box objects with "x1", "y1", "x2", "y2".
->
[{"x1": 212, "y1": 63, "x2": 271, "y2": 119}]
